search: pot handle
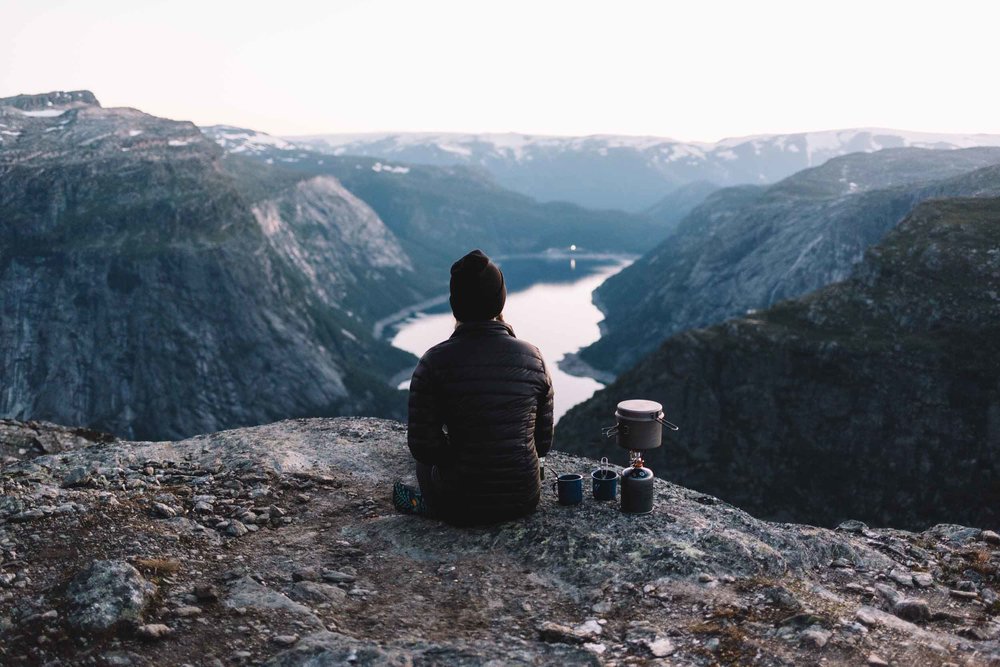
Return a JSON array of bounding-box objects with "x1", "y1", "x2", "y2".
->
[
  {"x1": 601, "y1": 425, "x2": 619, "y2": 439},
  {"x1": 656, "y1": 415, "x2": 680, "y2": 431}
]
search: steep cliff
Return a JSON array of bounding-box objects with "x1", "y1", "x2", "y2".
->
[
  {"x1": 0, "y1": 92, "x2": 414, "y2": 440},
  {"x1": 1, "y1": 418, "x2": 998, "y2": 665},
  {"x1": 581, "y1": 148, "x2": 1000, "y2": 374},
  {"x1": 559, "y1": 198, "x2": 1000, "y2": 530}
]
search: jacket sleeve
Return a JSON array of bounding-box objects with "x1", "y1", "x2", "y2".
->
[
  {"x1": 533, "y1": 357, "x2": 555, "y2": 458},
  {"x1": 407, "y1": 354, "x2": 448, "y2": 465}
]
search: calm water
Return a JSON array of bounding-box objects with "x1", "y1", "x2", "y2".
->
[{"x1": 390, "y1": 255, "x2": 630, "y2": 422}]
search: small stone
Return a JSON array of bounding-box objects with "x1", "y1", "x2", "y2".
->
[
  {"x1": 875, "y1": 584, "x2": 902, "y2": 606},
  {"x1": 538, "y1": 621, "x2": 588, "y2": 645},
  {"x1": 982, "y1": 588, "x2": 997, "y2": 605},
  {"x1": 61, "y1": 467, "x2": 92, "y2": 488},
  {"x1": 836, "y1": 519, "x2": 869, "y2": 533},
  {"x1": 956, "y1": 580, "x2": 977, "y2": 592},
  {"x1": 889, "y1": 569, "x2": 914, "y2": 587},
  {"x1": 152, "y1": 502, "x2": 177, "y2": 518},
  {"x1": 830, "y1": 557, "x2": 853, "y2": 569},
  {"x1": 845, "y1": 582, "x2": 866, "y2": 593},
  {"x1": 288, "y1": 581, "x2": 347, "y2": 604},
  {"x1": 268, "y1": 505, "x2": 287, "y2": 518},
  {"x1": 697, "y1": 573, "x2": 713, "y2": 583},
  {"x1": 949, "y1": 589, "x2": 978, "y2": 600},
  {"x1": 174, "y1": 606, "x2": 201, "y2": 618},
  {"x1": 225, "y1": 520, "x2": 248, "y2": 537},
  {"x1": 292, "y1": 566, "x2": 319, "y2": 582},
  {"x1": 193, "y1": 501, "x2": 213, "y2": 514},
  {"x1": 893, "y1": 598, "x2": 930, "y2": 622},
  {"x1": 704, "y1": 637, "x2": 720, "y2": 651},
  {"x1": 591, "y1": 601, "x2": 612, "y2": 614},
  {"x1": 981, "y1": 530, "x2": 1000, "y2": 545},
  {"x1": 856, "y1": 608, "x2": 879, "y2": 626},
  {"x1": 273, "y1": 634, "x2": 299, "y2": 646},
  {"x1": 842, "y1": 621, "x2": 868, "y2": 635},
  {"x1": 194, "y1": 584, "x2": 218, "y2": 602},
  {"x1": 321, "y1": 570, "x2": 356, "y2": 584},
  {"x1": 642, "y1": 584, "x2": 656, "y2": 594},
  {"x1": 136, "y1": 623, "x2": 173, "y2": 640},
  {"x1": 913, "y1": 572, "x2": 933, "y2": 588},
  {"x1": 801, "y1": 627, "x2": 831, "y2": 648},
  {"x1": 573, "y1": 619, "x2": 602, "y2": 638},
  {"x1": 648, "y1": 637, "x2": 676, "y2": 657},
  {"x1": 867, "y1": 654, "x2": 889, "y2": 666},
  {"x1": 582, "y1": 643, "x2": 606, "y2": 655},
  {"x1": 40, "y1": 610, "x2": 58, "y2": 620},
  {"x1": 0, "y1": 573, "x2": 15, "y2": 587}
]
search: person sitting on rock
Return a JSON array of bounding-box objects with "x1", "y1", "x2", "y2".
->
[{"x1": 394, "y1": 249, "x2": 554, "y2": 524}]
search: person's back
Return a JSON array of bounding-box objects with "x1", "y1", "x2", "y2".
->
[{"x1": 400, "y1": 249, "x2": 554, "y2": 525}]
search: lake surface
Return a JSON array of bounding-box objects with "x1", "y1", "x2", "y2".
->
[{"x1": 391, "y1": 255, "x2": 631, "y2": 422}]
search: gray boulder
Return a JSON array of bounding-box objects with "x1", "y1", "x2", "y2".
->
[{"x1": 65, "y1": 560, "x2": 157, "y2": 633}]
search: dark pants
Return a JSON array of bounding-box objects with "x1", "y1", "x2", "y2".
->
[{"x1": 416, "y1": 461, "x2": 439, "y2": 516}]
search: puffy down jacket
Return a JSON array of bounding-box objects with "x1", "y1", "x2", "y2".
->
[{"x1": 407, "y1": 320, "x2": 554, "y2": 525}]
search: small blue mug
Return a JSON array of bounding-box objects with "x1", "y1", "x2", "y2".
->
[
  {"x1": 591, "y1": 458, "x2": 619, "y2": 501},
  {"x1": 553, "y1": 473, "x2": 584, "y2": 505}
]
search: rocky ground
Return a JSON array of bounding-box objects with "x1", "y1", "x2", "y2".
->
[{"x1": 1, "y1": 418, "x2": 999, "y2": 666}]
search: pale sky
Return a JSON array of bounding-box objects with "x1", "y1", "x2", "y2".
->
[{"x1": 3, "y1": 0, "x2": 1000, "y2": 141}]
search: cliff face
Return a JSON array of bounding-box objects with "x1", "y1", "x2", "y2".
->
[
  {"x1": 560, "y1": 198, "x2": 1000, "y2": 530},
  {"x1": 581, "y1": 148, "x2": 1000, "y2": 374},
  {"x1": 0, "y1": 92, "x2": 414, "y2": 440},
  {"x1": 1, "y1": 418, "x2": 998, "y2": 665}
]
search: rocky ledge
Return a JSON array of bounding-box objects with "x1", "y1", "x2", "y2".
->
[{"x1": 1, "y1": 418, "x2": 998, "y2": 666}]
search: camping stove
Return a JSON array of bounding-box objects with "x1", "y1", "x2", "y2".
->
[{"x1": 603, "y1": 399, "x2": 679, "y2": 515}]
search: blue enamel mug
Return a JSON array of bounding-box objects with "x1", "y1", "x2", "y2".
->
[
  {"x1": 591, "y1": 457, "x2": 619, "y2": 501},
  {"x1": 553, "y1": 473, "x2": 584, "y2": 505}
]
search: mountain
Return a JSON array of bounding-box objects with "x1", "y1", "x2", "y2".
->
[
  {"x1": 642, "y1": 180, "x2": 720, "y2": 231},
  {"x1": 0, "y1": 92, "x2": 420, "y2": 440},
  {"x1": 290, "y1": 129, "x2": 1000, "y2": 211},
  {"x1": 2, "y1": 417, "x2": 997, "y2": 665},
  {"x1": 579, "y1": 147, "x2": 1000, "y2": 374},
  {"x1": 203, "y1": 125, "x2": 666, "y2": 264},
  {"x1": 558, "y1": 197, "x2": 1000, "y2": 530}
]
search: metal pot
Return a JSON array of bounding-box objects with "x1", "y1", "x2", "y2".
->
[{"x1": 602, "y1": 399, "x2": 679, "y2": 451}]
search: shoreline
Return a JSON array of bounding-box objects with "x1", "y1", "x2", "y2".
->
[{"x1": 382, "y1": 251, "x2": 632, "y2": 389}]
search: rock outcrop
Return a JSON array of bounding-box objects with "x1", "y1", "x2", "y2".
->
[
  {"x1": 560, "y1": 198, "x2": 1000, "y2": 531},
  {"x1": 1, "y1": 418, "x2": 999, "y2": 665}
]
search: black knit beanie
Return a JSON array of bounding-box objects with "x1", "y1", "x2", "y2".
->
[{"x1": 449, "y1": 249, "x2": 506, "y2": 322}]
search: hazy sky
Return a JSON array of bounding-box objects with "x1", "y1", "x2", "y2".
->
[{"x1": 4, "y1": 0, "x2": 1000, "y2": 140}]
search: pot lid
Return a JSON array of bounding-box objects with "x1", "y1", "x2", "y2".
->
[{"x1": 615, "y1": 399, "x2": 663, "y2": 420}]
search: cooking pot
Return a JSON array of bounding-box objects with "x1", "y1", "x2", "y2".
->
[{"x1": 602, "y1": 399, "x2": 679, "y2": 451}]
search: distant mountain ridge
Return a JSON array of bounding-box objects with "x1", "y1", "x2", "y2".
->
[
  {"x1": 287, "y1": 128, "x2": 1000, "y2": 210},
  {"x1": 202, "y1": 125, "x2": 666, "y2": 264},
  {"x1": 579, "y1": 146, "x2": 1000, "y2": 374}
]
